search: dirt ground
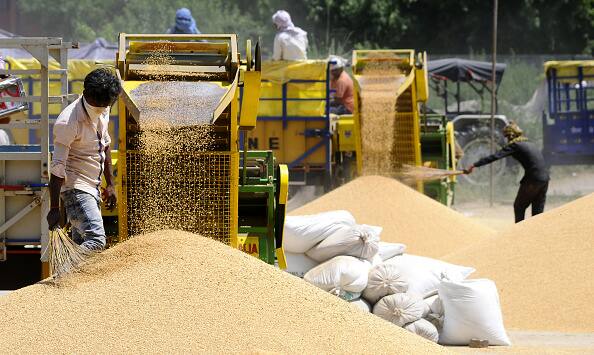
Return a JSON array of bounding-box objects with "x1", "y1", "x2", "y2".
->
[{"x1": 453, "y1": 331, "x2": 594, "y2": 354}]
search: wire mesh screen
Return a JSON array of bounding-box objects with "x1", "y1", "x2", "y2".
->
[
  {"x1": 392, "y1": 111, "x2": 417, "y2": 166},
  {"x1": 126, "y1": 151, "x2": 233, "y2": 244}
]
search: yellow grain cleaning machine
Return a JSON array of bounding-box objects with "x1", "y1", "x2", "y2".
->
[
  {"x1": 350, "y1": 49, "x2": 457, "y2": 204},
  {"x1": 116, "y1": 34, "x2": 287, "y2": 266}
]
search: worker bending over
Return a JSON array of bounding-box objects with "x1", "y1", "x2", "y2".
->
[
  {"x1": 167, "y1": 8, "x2": 201, "y2": 34},
  {"x1": 46, "y1": 68, "x2": 121, "y2": 251},
  {"x1": 465, "y1": 122, "x2": 550, "y2": 223},
  {"x1": 272, "y1": 10, "x2": 308, "y2": 60},
  {"x1": 329, "y1": 56, "x2": 354, "y2": 114}
]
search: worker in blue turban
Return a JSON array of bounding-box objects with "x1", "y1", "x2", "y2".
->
[{"x1": 167, "y1": 8, "x2": 200, "y2": 34}]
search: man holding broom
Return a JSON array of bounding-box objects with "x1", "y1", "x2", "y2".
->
[
  {"x1": 46, "y1": 68, "x2": 121, "y2": 251},
  {"x1": 464, "y1": 122, "x2": 550, "y2": 223}
]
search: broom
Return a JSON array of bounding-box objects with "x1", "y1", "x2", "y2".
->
[
  {"x1": 43, "y1": 228, "x2": 93, "y2": 278},
  {"x1": 398, "y1": 164, "x2": 465, "y2": 182}
]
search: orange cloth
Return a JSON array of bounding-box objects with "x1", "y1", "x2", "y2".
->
[{"x1": 330, "y1": 71, "x2": 354, "y2": 113}]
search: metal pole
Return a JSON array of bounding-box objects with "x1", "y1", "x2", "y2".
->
[{"x1": 489, "y1": 0, "x2": 498, "y2": 207}]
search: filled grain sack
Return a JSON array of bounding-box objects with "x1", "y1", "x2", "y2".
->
[
  {"x1": 378, "y1": 241, "x2": 406, "y2": 261},
  {"x1": 373, "y1": 293, "x2": 425, "y2": 327},
  {"x1": 349, "y1": 298, "x2": 372, "y2": 312},
  {"x1": 384, "y1": 254, "x2": 474, "y2": 298},
  {"x1": 404, "y1": 319, "x2": 439, "y2": 343},
  {"x1": 284, "y1": 252, "x2": 319, "y2": 278},
  {"x1": 422, "y1": 295, "x2": 443, "y2": 329},
  {"x1": 306, "y1": 224, "x2": 381, "y2": 262},
  {"x1": 284, "y1": 210, "x2": 356, "y2": 253},
  {"x1": 423, "y1": 295, "x2": 444, "y2": 316},
  {"x1": 362, "y1": 263, "x2": 408, "y2": 304},
  {"x1": 438, "y1": 279, "x2": 511, "y2": 346},
  {"x1": 304, "y1": 256, "x2": 368, "y2": 300}
]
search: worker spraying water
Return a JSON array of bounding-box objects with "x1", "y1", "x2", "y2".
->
[{"x1": 464, "y1": 122, "x2": 550, "y2": 223}]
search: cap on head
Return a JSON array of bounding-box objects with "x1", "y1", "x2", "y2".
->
[
  {"x1": 503, "y1": 122, "x2": 523, "y2": 140},
  {"x1": 329, "y1": 55, "x2": 346, "y2": 70}
]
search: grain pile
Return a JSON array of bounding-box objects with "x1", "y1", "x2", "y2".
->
[
  {"x1": 444, "y1": 193, "x2": 594, "y2": 332},
  {"x1": 291, "y1": 176, "x2": 495, "y2": 258},
  {"x1": 358, "y1": 63, "x2": 406, "y2": 175},
  {"x1": 0, "y1": 230, "x2": 451, "y2": 354}
]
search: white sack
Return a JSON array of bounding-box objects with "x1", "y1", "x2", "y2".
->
[
  {"x1": 378, "y1": 241, "x2": 406, "y2": 261},
  {"x1": 349, "y1": 298, "x2": 371, "y2": 312},
  {"x1": 438, "y1": 278, "x2": 511, "y2": 346},
  {"x1": 284, "y1": 252, "x2": 319, "y2": 278},
  {"x1": 423, "y1": 294, "x2": 444, "y2": 316},
  {"x1": 425, "y1": 313, "x2": 444, "y2": 330},
  {"x1": 384, "y1": 254, "x2": 475, "y2": 298},
  {"x1": 362, "y1": 263, "x2": 408, "y2": 304},
  {"x1": 372, "y1": 293, "x2": 425, "y2": 327},
  {"x1": 304, "y1": 256, "x2": 368, "y2": 300},
  {"x1": 284, "y1": 210, "x2": 356, "y2": 253},
  {"x1": 404, "y1": 319, "x2": 439, "y2": 343},
  {"x1": 306, "y1": 224, "x2": 381, "y2": 262}
]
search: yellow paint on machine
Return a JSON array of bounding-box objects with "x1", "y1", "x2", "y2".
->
[
  {"x1": 237, "y1": 235, "x2": 260, "y2": 257},
  {"x1": 250, "y1": 60, "x2": 329, "y2": 167}
]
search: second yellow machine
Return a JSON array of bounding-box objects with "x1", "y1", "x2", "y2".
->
[{"x1": 115, "y1": 34, "x2": 288, "y2": 266}]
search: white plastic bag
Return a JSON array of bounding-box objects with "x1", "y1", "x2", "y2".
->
[
  {"x1": 284, "y1": 252, "x2": 319, "y2": 278},
  {"x1": 438, "y1": 279, "x2": 511, "y2": 346},
  {"x1": 349, "y1": 298, "x2": 371, "y2": 312},
  {"x1": 284, "y1": 210, "x2": 355, "y2": 253},
  {"x1": 378, "y1": 242, "x2": 406, "y2": 261},
  {"x1": 372, "y1": 293, "x2": 425, "y2": 327},
  {"x1": 362, "y1": 263, "x2": 408, "y2": 304},
  {"x1": 384, "y1": 254, "x2": 475, "y2": 298},
  {"x1": 404, "y1": 319, "x2": 439, "y2": 343},
  {"x1": 306, "y1": 224, "x2": 381, "y2": 262},
  {"x1": 304, "y1": 256, "x2": 369, "y2": 300}
]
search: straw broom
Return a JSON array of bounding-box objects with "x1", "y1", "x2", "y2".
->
[
  {"x1": 43, "y1": 228, "x2": 93, "y2": 278},
  {"x1": 398, "y1": 164, "x2": 465, "y2": 182}
]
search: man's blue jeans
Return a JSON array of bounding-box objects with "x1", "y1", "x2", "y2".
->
[{"x1": 61, "y1": 189, "x2": 106, "y2": 251}]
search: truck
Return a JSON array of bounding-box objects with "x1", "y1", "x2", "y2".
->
[{"x1": 542, "y1": 60, "x2": 594, "y2": 165}]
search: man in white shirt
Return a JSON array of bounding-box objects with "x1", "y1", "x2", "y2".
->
[
  {"x1": 272, "y1": 10, "x2": 308, "y2": 61},
  {"x1": 46, "y1": 68, "x2": 121, "y2": 251}
]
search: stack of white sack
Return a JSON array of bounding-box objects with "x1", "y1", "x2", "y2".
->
[
  {"x1": 362, "y1": 254, "x2": 471, "y2": 343},
  {"x1": 283, "y1": 210, "x2": 356, "y2": 278},
  {"x1": 360, "y1": 253, "x2": 509, "y2": 346},
  {"x1": 283, "y1": 211, "x2": 403, "y2": 278},
  {"x1": 283, "y1": 210, "x2": 510, "y2": 347}
]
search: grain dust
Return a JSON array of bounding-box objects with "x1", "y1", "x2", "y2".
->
[
  {"x1": 291, "y1": 176, "x2": 495, "y2": 258},
  {"x1": 124, "y1": 47, "x2": 230, "y2": 240},
  {"x1": 358, "y1": 63, "x2": 406, "y2": 175},
  {"x1": 444, "y1": 193, "x2": 594, "y2": 332},
  {"x1": 0, "y1": 231, "x2": 452, "y2": 354}
]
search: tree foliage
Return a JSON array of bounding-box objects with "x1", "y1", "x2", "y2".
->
[{"x1": 16, "y1": 0, "x2": 594, "y2": 56}]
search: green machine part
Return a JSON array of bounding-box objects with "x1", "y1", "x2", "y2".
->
[
  {"x1": 420, "y1": 114, "x2": 457, "y2": 206},
  {"x1": 238, "y1": 150, "x2": 288, "y2": 266}
]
